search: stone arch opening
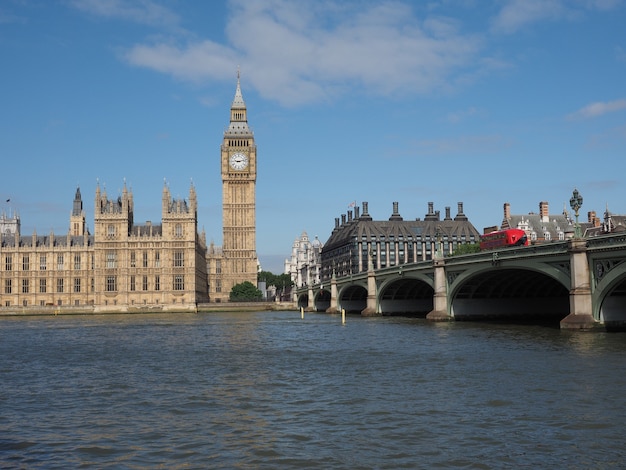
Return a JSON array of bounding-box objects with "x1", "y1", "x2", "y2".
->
[
  {"x1": 451, "y1": 268, "x2": 569, "y2": 324},
  {"x1": 314, "y1": 289, "x2": 331, "y2": 312},
  {"x1": 339, "y1": 285, "x2": 368, "y2": 314},
  {"x1": 599, "y1": 276, "x2": 626, "y2": 331},
  {"x1": 379, "y1": 278, "x2": 434, "y2": 316}
]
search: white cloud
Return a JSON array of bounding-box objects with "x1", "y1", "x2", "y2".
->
[
  {"x1": 491, "y1": 0, "x2": 567, "y2": 34},
  {"x1": 567, "y1": 99, "x2": 626, "y2": 120},
  {"x1": 490, "y1": 0, "x2": 622, "y2": 34},
  {"x1": 69, "y1": 0, "x2": 180, "y2": 28},
  {"x1": 122, "y1": 0, "x2": 485, "y2": 106}
]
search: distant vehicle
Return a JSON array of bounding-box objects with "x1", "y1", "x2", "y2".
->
[{"x1": 479, "y1": 228, "x2": 528, "y2": 250}]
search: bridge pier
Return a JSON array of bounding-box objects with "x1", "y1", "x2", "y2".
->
[
  {"x1": 426, "y1": 258, "x2": 450, "y2": 321},
  {"x1": 306, "y1": 285, "x2": 315, "y2": 311},
  {"x1": 326, "y1": 274, "x2": 339, "y2": 314},
  {"x1": 361, "y1": 268, "x2": 379, "y2": 316},
  {"x1": 561, "y1": 239, "x2": 596, "y2": 330}
]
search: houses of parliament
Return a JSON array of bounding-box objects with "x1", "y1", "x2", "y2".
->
[{"x1": 0, "y1": 77, "x2": 258, "y2": 312}]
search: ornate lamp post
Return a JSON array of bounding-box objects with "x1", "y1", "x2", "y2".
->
[{"x1": 569, "y1": 188, "x2": 583, "y2": 238}]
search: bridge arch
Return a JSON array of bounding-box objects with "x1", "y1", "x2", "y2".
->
[
  {"x1": 595, "y1": 265, "x2": 626, "y2": 328},
  {"x1": 378, "y1": 275, "x2": 434, "y2": 316},
  {"x1": 296, "y1": 293, "x2": 308, "y2": 310},
  {"x1": 313, "y1": 289, "x2": 331, "y2": 312},
  {"x1": 449, "y1": 266, "x2": 570, "y2": 323},
  {"x1": 338, "y1": 283, "x2": 368, "y2": 314}
]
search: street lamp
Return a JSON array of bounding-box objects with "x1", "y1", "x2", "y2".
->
[{"x1": 569, "y1": 188, "x2": 583, "y2": 238}]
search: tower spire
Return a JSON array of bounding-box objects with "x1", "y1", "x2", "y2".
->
[{"x1": 232, "y1": 68, "x2": 246, "y2": 110}]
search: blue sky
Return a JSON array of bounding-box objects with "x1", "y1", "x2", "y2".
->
[{"x1": 1, "y1": 0, "x2": 625, "y2": 273}]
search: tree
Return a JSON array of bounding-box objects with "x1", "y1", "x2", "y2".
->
[
  {"x1": 450, "y1": 243, "x2": 481, "y2": 256},
  {"x1": 229, "y1": 281, "x2": 262, "y2": 302},
  {"x1": 258, "y1": 271, "x2": 293, "y2": 290}
]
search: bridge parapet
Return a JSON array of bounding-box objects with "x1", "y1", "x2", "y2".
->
[{"x1": 296, "y1": 234, "x2": 626, "y2": 330}]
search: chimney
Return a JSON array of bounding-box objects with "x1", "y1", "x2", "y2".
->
[
  {"x1": 341, "y1": 214, "x2": 346, "y2": 225},
  {"x1": 360, "y1": 201, "x2": 372, "y2": 221},
  {"x1": 539, "y1": 201, "x2": 549, "y2": 223},
  {"x1": 425, "y1": 202, "x2": 438, "y2": 221},
  {"x1": 503, "y1": 202, "x2": 511, "y2": 220},
  {"x1": 389, "y1": 201, "x2": 403, "y2": 221},
  {"x1": 445, "y1": 207, "x2": 451, "y2": 220},
  {"x1": 454, "y1": 202, "x2": 468, "y2": 221},
  {"x1": 354, "y1": 205, "x2": 360, "y2": 218},
  {"x1": 347, "y1": 210, "x2": 353, "y2": 222},
  {"x1": 335, "y1": 217, "x2": 340, "y2": 229},
  {"x1": 588, "y1": 211, "x2": 601, "y2": 227}
]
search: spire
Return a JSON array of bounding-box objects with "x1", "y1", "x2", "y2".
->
[
  {"x1": 226, "y1": 70, "x2": 252, "y2": 136},
  {"x1": 232, "y1": 67, "x2": 246, "y2": 109},
  {"x1": 72, "y1": 187, "x2": 83, "y2": 216}
]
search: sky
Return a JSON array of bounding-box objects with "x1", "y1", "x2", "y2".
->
[{"x1": 1, "y1": 0, "x2": 625, "y2": 274}]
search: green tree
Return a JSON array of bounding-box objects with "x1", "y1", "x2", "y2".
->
[
  {"x1": 229, "y1": 281, "x2": 263, "y2": 302},
  {"x1": 258, "y1": 271, "x2": 293, "y2": 290},
  {"x1": 450, "y1": 243, "x2": 481, "y2": 256}
]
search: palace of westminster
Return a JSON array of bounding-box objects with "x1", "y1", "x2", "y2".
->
[{"x1": 0, "y1": 77, "x2": 258, "y2": 312}]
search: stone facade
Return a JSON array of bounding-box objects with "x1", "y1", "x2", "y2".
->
[
  {"x1": 207, "y1": 74, "x2": 259, "y2": 302},
  {"x1": 284, "y1": 231, "x2": 323, "y2": 288},
  {"x1": 0, "y1": 182, "x2": 208, "y2": 311},
  {"x1": 0, "y1": 76, "x2": 258, "y2": 311}
]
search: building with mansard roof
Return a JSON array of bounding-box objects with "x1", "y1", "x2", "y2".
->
[{"x1": 320, "y1": 201, "x2": 480, "y2": 282}]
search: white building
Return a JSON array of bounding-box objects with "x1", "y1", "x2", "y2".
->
[{"x1": 284, "y1": 231, "x2": 323, "y2": 288}]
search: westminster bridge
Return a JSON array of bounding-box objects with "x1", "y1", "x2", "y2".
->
[{"x1": 295, "y1": 234, "x2": 626, "y2": 330}]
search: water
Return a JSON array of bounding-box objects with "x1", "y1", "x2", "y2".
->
[{"x1": 1, "y1": 312, "x2": 626, "y2": 469}]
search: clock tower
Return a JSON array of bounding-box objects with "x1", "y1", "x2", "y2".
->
[{"x1": 218, "y1": 72, "x2": 258, "y2": 299}]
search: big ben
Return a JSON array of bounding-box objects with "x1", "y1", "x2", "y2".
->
[{"x1": 218, "y1": 72, "x2": 258, "y2": 299}]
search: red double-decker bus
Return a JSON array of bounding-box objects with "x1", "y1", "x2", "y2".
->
[{"x1": 479, "y1": 229, "x2": 528, "y2": 250}]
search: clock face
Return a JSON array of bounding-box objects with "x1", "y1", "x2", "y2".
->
[{"x1": 229, "y1": 152, "x2": 248, "y2": 170}]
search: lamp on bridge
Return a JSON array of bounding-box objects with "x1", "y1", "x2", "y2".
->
[{"x1": 569, "y1": 188, "x2": 583, "y2": 238}]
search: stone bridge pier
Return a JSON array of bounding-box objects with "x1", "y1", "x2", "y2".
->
[{"x1": 297, "y1": 234, "x2": 626, "y2": 330}]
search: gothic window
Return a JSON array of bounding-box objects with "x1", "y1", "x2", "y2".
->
[
  {"x1": 74, "y1": 278, "x2": 81, "y2": 293},
  {"x1": 174, "y1": 251, "x2": 184, "y2": 267},
  {"x1": 57, "y1": 255, "x2": 63, "y2": 270},
  {"x1": 142, "y1": 276, "x2": 148, "y2": 291},
  {"x1": 155, "y1": 251, "x2": 161, "y2": 268},
  {"x1": 107, "y1": 224, "x2": 115, "y2": 237},
  {"x1": 22, "y1": 279, "x2": 29, "y2": 293},
  {"x1": 40, "y1": 279, "x2": 46, "y2": 293},
  {"x1": 57, "y1": 278, "x2": 64, "y2": 293},
  {"x1": 106, "y1": 276, "x2": 117, "y2": 292},
  {"x1": 5, "y1": 255, "x2": 11, "y2": 271},
  {"x1": 130, "y1": 275, "x2": 135, "y2": 291},
  {"x1": 74, "y1": 254, "x2": 81, "y2": 270},
  {"x1": 130, "y1": 252, "x2": 136, "y2": 268},
  {"x1": 175, "y1": 224, "x2": 183, "y2": 238},
  {"x1": 22, "y1": 256, "x2": 29, "y2": 271},
  {"x1": 143, "y1": 251, "x2": 148, "y2": 268},
  {"x1": 174, "y1": 275, "x2": 184, "y2": 291},
  {"x1": 40, "y1": 255, "x2": 47, "y2": 271},
  {"x1": 5, "y1": 279, "x2": 11, "y2": 294},
  {"x1": 106, "y1": 251, "x2": 116, "y2": 268},
  {"x1": 155, "y1": 275, "x2": 160, "y2": 291}
]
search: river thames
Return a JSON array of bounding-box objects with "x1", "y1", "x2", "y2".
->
[{"x1": 1, "y1": 311, "x2": 625, "y2": 469}]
